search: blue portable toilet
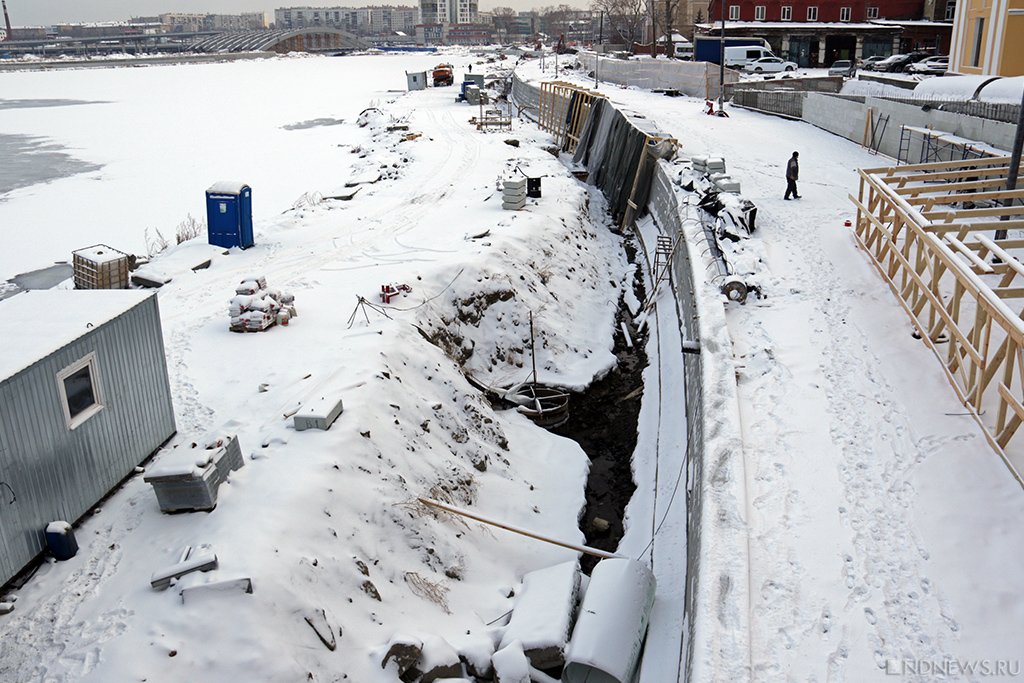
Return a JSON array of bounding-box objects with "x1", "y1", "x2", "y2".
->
[{"x1": 206, "y1": 181, "x2": 253, "y2": 249}]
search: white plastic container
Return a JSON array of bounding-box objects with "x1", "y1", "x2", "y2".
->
[{"x1": 562, "y1": 558, "x2": 656, "y2": 683}]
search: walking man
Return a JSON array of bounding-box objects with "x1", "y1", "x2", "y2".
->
[{"x1": 784, "y1": 151, "x2": 801, "y2": 200}]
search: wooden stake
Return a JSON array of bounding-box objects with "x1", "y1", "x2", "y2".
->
[{"x1": 418, "y1": 497, "x2": 623, "y2": 559}]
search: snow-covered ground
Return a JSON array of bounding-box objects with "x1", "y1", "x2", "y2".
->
[
  {"x1": 3, "y1": 49, "x2": 1024, "y2": 683},
  {"x1": 0, "y1": 52, "x2": 638, "y2": 682},
  {"x1": 516, "y1": 58, "x2": 1024, "y2": 681}
]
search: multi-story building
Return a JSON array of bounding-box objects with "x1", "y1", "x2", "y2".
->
[
  {"x1": 949, "y1": 0, "x2": 1023, "y2": 74},
  {"x1": 417, "y1": 0, "x2": 478, "y2": 26},
  {"x1": 703, "y1": 0, "x2": 950, "y2": 65},
  {"x1": 275, "y1": 6, "x2": 416, "y2": 36},
  {"x1": 160, "y1": 13, "x2": 207, "y2": 33},
  {"x1": 206, "y1": 13, "x2": 267, "y2": 31}
]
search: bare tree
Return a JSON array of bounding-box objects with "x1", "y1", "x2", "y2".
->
[
  {"x1": 590, "y1": 0, "x2": 646, "y2": 51},
  {"x1": 492, "y1": 6, "x2": 516, "y2": 43}
]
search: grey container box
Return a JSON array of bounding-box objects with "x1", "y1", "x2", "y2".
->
[
  {"x1": 294, "y1": 396, "x2": 344, "y2": 431},
  {"x1": 144, "y1": 436, "x2": 244, "y2": 513},
  {"x1": 144, "y1": 465, "x2": 219, "y2": 512}
]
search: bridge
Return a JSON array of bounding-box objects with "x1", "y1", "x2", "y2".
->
[{"x1": 191, "y1": 28, "x2": 370, "y2": 54}]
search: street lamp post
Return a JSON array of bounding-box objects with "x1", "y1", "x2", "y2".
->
[{"x1": 718, "y1": 0, "x2": 726, "y2": 113}]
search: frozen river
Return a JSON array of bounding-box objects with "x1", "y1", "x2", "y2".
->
[{"x1": 0, "y1": 53, "x2": 447, "y2": 281}]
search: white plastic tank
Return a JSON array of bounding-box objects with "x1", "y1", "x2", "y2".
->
[{"x1": 562, "y1": 558, "x2": 657, "y2": 683}]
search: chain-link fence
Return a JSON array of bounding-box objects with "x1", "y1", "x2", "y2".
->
[{"x1": 732, "y1": 89, "x2": 805, "y2": 118}]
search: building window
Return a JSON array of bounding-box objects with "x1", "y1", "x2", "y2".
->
[
  {"x1": 971, "y1": 17, "x2": 985, "y2": 66},
  {"x1": 56, "y1": 353, "x2": 103, "y2": 429},
  {"x1": 807, "y1": 6, "x2": 818, "y2": 20},
  {"x1": 755, "y1": 5, "x2": 766, "y2": 19},
  {"x1": 840, "y1": 6, "x2": 851, "y2": 20},
  {"x1": 945, "y1": 0, "x2": 956, "y2": 20},
  {"x1": 781, "y1": 6, "x2": 792, "y2": 20},
  {"x1": 729, "y1": 5, "x2": 740, "y2": 19},
  {"x1": 866, "y1": 6, "x2": 879, "y2": 18}
]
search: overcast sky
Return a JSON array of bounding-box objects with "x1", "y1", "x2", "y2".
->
[{"x1": 7, "y1": 0, "x2": 589, "y2": 25}]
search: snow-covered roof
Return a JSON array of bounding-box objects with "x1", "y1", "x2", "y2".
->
[
  {"x1": 977, "y1": 76, "x2": 1024, "y2": 104},
  {"x1": 869, "y1": 19, "x2": 953, "y2": 26},
  {"x1": 0, "y1": 290, "x2": 154, "y2": 380},
  {"x1": 207, "y1": 180, "x2": 249, "y2": 195},
  {"x1": 913, "y1": 74, "x2": 1000, "y2": 100},
  {"x1": 697, "y1": 21, "x2": 898, "y2": 30}
]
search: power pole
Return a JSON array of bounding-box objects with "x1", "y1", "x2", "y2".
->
[
  {"x1": 718, "y1": 0, "x2": 726, "y2": 113},
  {"x1": 994, "y1": 87, "x2": 1024, "y2": 242}
]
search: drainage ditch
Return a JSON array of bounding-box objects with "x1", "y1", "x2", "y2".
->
[{"x1": 551, "y1": 241, "x2": 648, "y2": 573}]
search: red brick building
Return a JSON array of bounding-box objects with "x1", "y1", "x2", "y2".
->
[{"x1": 703, "y1": 0, "x2": 951, "y2": 65}]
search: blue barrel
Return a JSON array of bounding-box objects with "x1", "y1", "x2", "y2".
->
[{"x1": 45, "y1": 521, "x2": 79, "y2": 561}]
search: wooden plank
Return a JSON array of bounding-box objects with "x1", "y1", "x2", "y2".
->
[
  {"x1": 923, "y1": 220, "x2": 1024, "y2": 233},
  {"x1": 901, "y1": 165, "x2": 1014, "y2": 183},
  {"x1": 894, "y1": 178, "x2": 1007, "y2": 195},
  {"x1": 859, "y1": 154, "x2": 1008, "y2": 176},
  {"x1": 945, "y1": 235, "x2": 994, "y2": 273},
  {"x1": 997, "y1": 382, "x2": 1024, "y2": 448},
  {"x1": 906, "y1": 188, "x2": 1024, "y2": 206}
]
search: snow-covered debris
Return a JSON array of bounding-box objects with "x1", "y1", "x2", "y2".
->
[
  {"x1": 491, "y1": 640, "x2": 530, "y2": 683},
  {"x1": 499, "y1": 559, "x2": 580, "y2": 669},
  {"x1": 417, "y1": 633, "x2": 462, "y2": 682},
  {"x1": 381, "y1": 633, "x2": 423, "y2": 680}
]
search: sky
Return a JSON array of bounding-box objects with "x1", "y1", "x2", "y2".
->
[{"x1": 5, "y1": 0, "x2": 589, "y2": 25}]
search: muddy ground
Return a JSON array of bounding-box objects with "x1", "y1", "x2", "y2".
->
[{"x1": 553, "y1": 239, "x2": 648, "y2": 573}]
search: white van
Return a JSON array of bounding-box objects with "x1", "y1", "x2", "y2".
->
[
  {"x1": 673, "y1": 42, "x2": 694, "y2": 60},
  {"x1": 723, "y1": 45, "x2": 775, "y2": 68}
]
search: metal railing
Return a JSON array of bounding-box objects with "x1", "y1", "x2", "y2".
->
[{"x1": 731, "y1": 89, "x2": 805, "y2": 118}]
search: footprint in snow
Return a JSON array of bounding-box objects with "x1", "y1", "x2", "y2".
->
[{"x1": 864, "y1": 607, "x2": 877, "y2": 625}]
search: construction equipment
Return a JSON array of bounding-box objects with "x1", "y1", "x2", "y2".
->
[{"x1": 432, "y1": 63, "x2": 454, "y2": 87}]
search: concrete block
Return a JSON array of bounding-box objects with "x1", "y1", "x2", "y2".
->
[{"x1": 294, "y1": 395, "x2": 344, "y2": 431}]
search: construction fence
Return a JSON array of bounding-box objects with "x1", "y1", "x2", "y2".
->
[
  {"x1": 512, "y1": 73, "x2": 751, "y2": 682},
  {"x1": 851, "y1": 155, "x2": 1024, "y2": 485},
  {"x1": 731, "y1": 89, "x2": 804, "y2": 119},
  {"x1": 577, "y1": 51, "x2": 739, "y2": 100}
]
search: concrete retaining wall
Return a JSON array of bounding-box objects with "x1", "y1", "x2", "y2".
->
[
  {"x1": 578, "y1": 52, "x2": 740, "y2": 100},
  {"x1": 802, "y1": 92, "x2": 1017, "y2": 158}
]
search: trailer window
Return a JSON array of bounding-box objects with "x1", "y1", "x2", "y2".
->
[{"x1": 57, "y1": 353, "x2": 104, "y2": 429}]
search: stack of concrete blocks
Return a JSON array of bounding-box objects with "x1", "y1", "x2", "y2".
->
[
  {"x1": 693, "y1": 155, "x2": 740, "y2": 193},
  {"x1": 144, "y1": 436, "x2": 245, "y2": 512},
  {"x1": 711, "y1": 172, "x2": 741, "y2": 194},
  {"x1": 691, "y1": 155, "x2": 726, "y2": 175},
  {"x1": 503, "y1": 175, "x2": 527, "y2": 211}
]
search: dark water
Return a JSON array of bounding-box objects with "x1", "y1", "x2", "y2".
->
[
  {"x1": 552, "y1": 244, "x2": 648, "y2": 573},
  {"x1": 0, "y1": 99, "x2": 105, "y2": 198}
]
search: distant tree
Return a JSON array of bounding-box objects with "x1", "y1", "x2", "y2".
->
[
  {"x1": 590, "y1": 0, "x2": 646, "y2": 51},
  {"x1": 492, "y1": 6, "x2": 516, "y2": 42}
]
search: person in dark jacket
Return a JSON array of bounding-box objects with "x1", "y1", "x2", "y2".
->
[{"x1": 784, "y1": 151, "x2": 801, "y2": 200}]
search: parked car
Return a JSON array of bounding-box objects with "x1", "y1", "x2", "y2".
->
[
  {"x1": 828, "y1": 59, "x2": 856, "y2": 77},
  {"x1": 874, "y1": 52, "x2": 932, "y2": 72},
  {"x1": 744, "y1": 56, "x2": 798, "y2": 73},
  {"x1": 908, "y1": 56, "x2": 949, "y2": 75},
  {"x1": 860, "y1": 55, "x2": 887, "y2": 71}
]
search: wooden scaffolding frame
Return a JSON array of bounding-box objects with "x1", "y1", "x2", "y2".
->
[
  {"x1": 851, "y1": 155, "x2": 1024, "y2": 486},
  {"x1": 537, "y1": 81, "x2": 605, "y2": 153}
]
